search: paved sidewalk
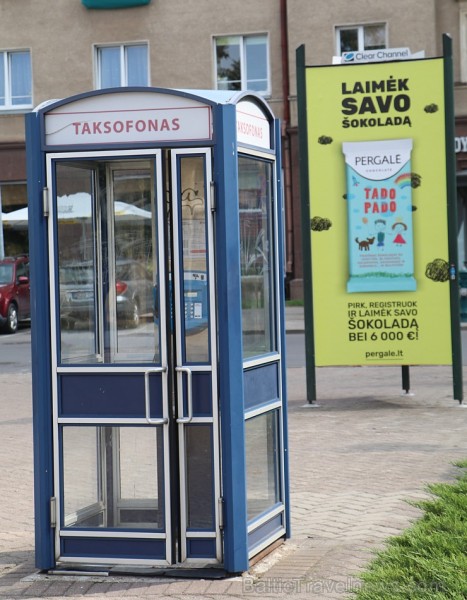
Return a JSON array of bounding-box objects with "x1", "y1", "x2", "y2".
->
[{"x1": 1, "y1": 317, "x2": 466, "y2": 598}]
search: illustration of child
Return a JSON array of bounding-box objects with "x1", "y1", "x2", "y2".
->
[
  {"x1": 375, "y1": 219, "x2": 386, "y2": 249},
  {"x1": 392, "y1": 220, "x2": 408, "y2": 246}
]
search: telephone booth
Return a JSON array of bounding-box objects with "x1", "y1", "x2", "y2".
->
[{"x1": 26, "y1": 87, "x2": 289, "y2": 575}]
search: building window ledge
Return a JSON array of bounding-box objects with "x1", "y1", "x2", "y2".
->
[{"x1": 82, "y1": 0, "x2": 151, "y2": 9}]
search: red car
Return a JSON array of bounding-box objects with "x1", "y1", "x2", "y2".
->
[{"x1": 0, "y1": 256, "x2": 31, "y2": 334}]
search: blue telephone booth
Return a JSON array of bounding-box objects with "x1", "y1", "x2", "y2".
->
[{"x1": 26, "y1": 87, "x2": 289, "y2": 575}]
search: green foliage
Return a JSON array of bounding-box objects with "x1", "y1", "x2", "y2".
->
[
  {"x1": 285, "y1": 299, "x2": 304, "y2": 307},
  {"x1": 352, "y1": 463, "x2": 467, "y2": 599}
]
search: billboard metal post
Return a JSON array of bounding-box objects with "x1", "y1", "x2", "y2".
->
[
  {"x1": 296, "y1": 44, "x2": 317, "y2": 404},
  {"x1": 443, "y1": 33, "x2": 464, "y2": 404}
]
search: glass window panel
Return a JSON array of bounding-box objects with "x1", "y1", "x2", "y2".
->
[
  {"x1": 10, "y1": 51, "x2": 31, "y2": 105},
  {"x1": 63, "y1": 427, "x2": 103, "y2": 528},
  {"x1": 0, "y1": 264, "x2": 13, "y2": 284},
  {"x1": 179, "y1": 156, "x2": 210, "y2": 363},
  {"x1": 0, "y1": 182, "x2": 27, "y2": 211},
  {"x1": 56, "y1": 164, "x2": 100, "y2": 364},
  {"x1": 0, "y1": 53, "x2": 5, "y2": 106},
  {"x1": 126, "y1": 45, "x2": 148, "y2": 86},
  {"x1": 216, "y1": 36, "x2": 241, "y2": 91},
  {"x1": 364, "y1": 24, "x2": 386, "y2": 50},
  {"x1": 185, "y1": 425, "x2": 214, "y2": 529},
  {"x1": 339, "y1": 28, "x2": 358, "y2": 53},
  {"x1": 245, "y1": 36, "x2": 268, "y2": 92},
  {"x1": 99, "y1": 46, "x2": 121, "y2": 88},
  {"x1": 117, "y1": 427, "x2": 164, "y2": 528},
  {"x1": 245, "y1": 411, "x2": 280, "y2": 521},
  {"x1": 239, "y1": 156, "x2": 275, "y2": 358},
  {"x1": 110, "y1": 164, "x2": 159, "y2": 362},
  {"x1": 0, "y1": 183, "x2": 28, "y2": 256},
  {"x1": 62, "y1": 426, "x2": 164, "y2": 529}
]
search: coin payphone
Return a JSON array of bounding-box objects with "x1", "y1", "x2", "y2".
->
[{"x1": 26, "y1": 87, "x2": 289, "y2": 574}]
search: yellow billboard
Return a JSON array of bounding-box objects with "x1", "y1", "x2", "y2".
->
[{"x1": 304, "y1": 58, "x2": 452, "y2": 366}]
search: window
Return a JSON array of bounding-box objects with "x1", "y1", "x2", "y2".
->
[
  {"x1": 96, "y1": 44, "x2": 148, "y2": 89},
  {"x1": 336, "y1": 24, "x2": 386, "y2": 55},
  {"x1": 245, "y1": 410, "x2": 280, "y2": 521},
  {"x1": 239, "y1": 156, "x2": 275, "y2": 358},
  {"x1": 215, "y1": 35, "x2": 269, "y2": 95},
  {"x1": 0, "y1": 50, "x2": 32, "y2": 109},
  {"x1": 460, "y1": 9, "x2": 467, "y2": 83}
]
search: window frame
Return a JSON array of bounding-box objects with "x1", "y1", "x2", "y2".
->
[
  {"x1": 94, "y1": 42, "x2": 149, "y2": 89},
  {"x1": 213, "y1": 33, "x2": 271, "y2": 96},
  {"x1": 335, "y1": 23, "x2": 387, "y2": 55},
  {"x1": 0, "y1": 49, "x2": 33, "y2": 111}
]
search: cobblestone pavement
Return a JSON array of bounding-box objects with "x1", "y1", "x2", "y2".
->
[{"x1": 0, "y1": 361, "x2": 466, "y2": 599}]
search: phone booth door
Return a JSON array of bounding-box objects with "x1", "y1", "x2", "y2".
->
[{"x1": 47, "y1": 148, "x2": 221, "y2": 567}]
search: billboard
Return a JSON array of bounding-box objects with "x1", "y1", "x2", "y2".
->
[{"x1": 302, "y1": 58, "x2": 453, "y2": 366}]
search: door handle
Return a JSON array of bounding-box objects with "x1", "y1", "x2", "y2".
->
[
  {"x1": 175, "y1": 366, "x2": 193, "y2": 424},
  {"x1": 144, "y1": 367, "x2": 169, "y2": 425}
]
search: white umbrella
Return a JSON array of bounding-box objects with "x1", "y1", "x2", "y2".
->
[
  {"x1": 57, "y1": 193, "x2": 152, "y2": 221},
  {"x1": 2, "y1": 207, "x2": 28, "y2": 227},
  {"x1": 3, "y1": 193, "x2": 151, "y2": 227}
]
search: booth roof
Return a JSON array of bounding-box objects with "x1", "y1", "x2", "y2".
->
[
  {"x1": 33, "y1": 88, "x2": 271, "y2": 113},
  {"x1": 176, "y1": 89, "x2": 252, "y2": 104}
]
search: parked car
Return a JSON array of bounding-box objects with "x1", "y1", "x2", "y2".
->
[
  {"x1": 59, "y1": 259, "x2": 154, "y2": 329},
  {"x1": 0, "y1": 255, "x2": 31, "y2": 334}
]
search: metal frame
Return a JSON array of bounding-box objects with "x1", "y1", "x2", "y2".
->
[
  {"x1": 237, "y1": 146, "x2": 287, "y2": 556},
  {"x1": 47, "y1": 149, "x2": 173, "y2": 566},
  {"x1": 170, "y1": 148, "x2": 222, "y2": 563}
]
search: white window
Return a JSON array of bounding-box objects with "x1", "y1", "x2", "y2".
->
[
  {"x1": 215, "y1": 34, "x2": 270, "y2": 95},
  {"x1": 460, "y1": 8, "x2": 467, "y2": 83},
  {"x1": 96, "y1": 43, "x2": 149, "y2": 89},
  {"x1": 0, "y1": 50, "x2": 32, "y2": 109},
  {"x1": 336, "y1": 24, "x2": 386, "y2": 55}
]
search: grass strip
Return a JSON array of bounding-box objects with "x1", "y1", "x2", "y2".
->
[{"x1": 352, "y1": 460, "x2": 467, "y2": 599}]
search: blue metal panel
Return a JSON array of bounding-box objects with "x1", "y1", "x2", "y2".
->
[
  {"x1": 274, "y1": 119, "x2": 291, "y2": 540},
  {"x1": 214, "y1": 103, "x2": 248, "y2": 574},
  {"x1": 26, "y1": 111, "x2": 56, "y2": 570},
  {"x1": 186, "y1": 538, "x2": 217, "y2": 559},
  {"x1": 191, "y1": 373, "x2": 212, "y2": 417},
  {"x1": 61, "y1": 537, "x2": 165, "y2": 559},
  {"x1": 243, "y1": 363, "x2": 279, "y2": 411},
  {"x1": 58, "y1": 373, "x2": 162, "y2": 418},
  {"x1": 248, "y1": 512, "x2": 284, "y2": 552}
]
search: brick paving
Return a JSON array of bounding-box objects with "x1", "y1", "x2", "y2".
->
[{"x1": 1, "y1": 323, "x2": 466, "y2": 598}]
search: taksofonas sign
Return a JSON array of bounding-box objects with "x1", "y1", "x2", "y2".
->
[{"x1": 298, "y1": 56, "x2": 454, "y2": 367}]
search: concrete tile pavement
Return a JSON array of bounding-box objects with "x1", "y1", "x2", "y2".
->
[{"x1": 1, "y1": 312, "x2": 467, "y2": 598}]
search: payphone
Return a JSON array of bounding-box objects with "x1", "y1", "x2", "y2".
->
[{"x1": 26, "y1": 87, "x2": 289, "y2": 574}]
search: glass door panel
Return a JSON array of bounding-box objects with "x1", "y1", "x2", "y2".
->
[
  {"x1": 177, "y1": 155, "x2": 210, "y2": 363},
  {"x1": 56, "y1": 163, "x2": 101, "y2": 364},
  {"x1": 62, "y1": 426, "x2": 165, "y2": 530},
  {"x1": 62, "y1": 427, "x2": 104, "y2": 528},
  {"x1": 172, "y1": 150, "x2": 220, "y2": 562},
  {"x1": 108, "y1": 163, "x2": 160, "y2": 363}
]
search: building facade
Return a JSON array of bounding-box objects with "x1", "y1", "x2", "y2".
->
[{"x1": 1, "y1": 0, "x2": 467, "y2": 295}]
